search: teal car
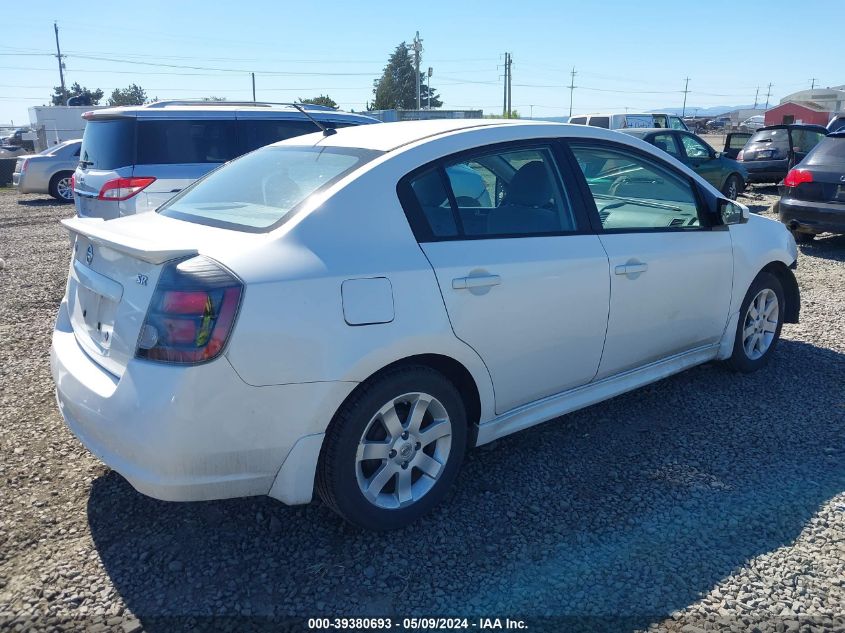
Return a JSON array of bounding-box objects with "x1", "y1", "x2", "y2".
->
[{"x1": 620, "y1": 128, "x2": 748, "y2": 200}]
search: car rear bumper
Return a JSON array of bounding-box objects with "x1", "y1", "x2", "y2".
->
[
  {"x1": 779, "y1": 198, "x2": 845, "y2": 235},
  {"x1": 12, "y1": 172, "x2": 38, "y2": 193},
  {"x1": 51, "y1": 300, "x2": 356, "y2": 503},
  {"x1": 740, "y1": 159, "x2": 788, "y2": 183}
]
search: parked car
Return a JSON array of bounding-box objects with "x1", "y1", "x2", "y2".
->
[
  {"x1": 706, "y1": 117, "x2": 732, "y2": 131},
  {"x1": 567, "y1": 112, "x2": 688, "y2": 131},
  {"x1": 0, "y1": 145, "x2": 28, "y2": 158},
  {"x1": 1, "y1": 127, "x2": 35, "y2": 151},
  {"x1": 13, "y1": 139, "x2": 81, "y2": 202},
  {"x1": 730, "y1": 124, "x2": 828, "y2": 183},
  {"x1": 776, "y1": 130, "x2": 845, "y2": 243},
  {"x1": 73, "y1": 100, "x2": 379, "y2": 219},
  {"x1": 52, "y1": 120, "x2": 800, "y2": 530},
  {"x1": 739, "y1": 115, "x2": 765, "y2": 132},
  {"x1": 620, "y1": 128, "x2": 748, "y2": 199},
  {"x1": 827, "y1": 114, "x2": 845, "y2": 133}
]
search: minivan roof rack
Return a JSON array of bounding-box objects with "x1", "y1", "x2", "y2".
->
[{"x1": 143, "y1": 100, "x2": 338, "y2": 111}]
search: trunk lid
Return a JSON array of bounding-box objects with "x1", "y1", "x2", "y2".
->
[{"x1": 61, "y1": 215, "x2": 200, "y2": 377}]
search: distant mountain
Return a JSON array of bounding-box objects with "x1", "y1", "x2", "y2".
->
[{"x1": 650, "y1": 105, "x2": 760, "y2": 116}]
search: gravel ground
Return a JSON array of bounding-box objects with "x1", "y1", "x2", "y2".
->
[{"x1": 0, "y1": 187, "x2": 843, "y2": 633}]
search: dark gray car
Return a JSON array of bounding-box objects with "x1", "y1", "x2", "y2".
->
[{"x1": 734, "y1": 124, "x2": 827, "y2": 184}]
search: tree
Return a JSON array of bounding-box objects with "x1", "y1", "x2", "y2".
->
[
  {"x1": 51, "y1": 82, "x2": 103, "y2": 106},
  {"x1": 108, "y1": 84, "x2": 148, "y2": 107},
  {"x1": 371, "y1": 43, "x2": 442, "y2": 110},
  {"x1": 298, "y1": 95, "x2": 337, "y2": 109}
]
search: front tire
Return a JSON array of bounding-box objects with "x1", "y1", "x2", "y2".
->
[
  {"x1": 48, "y1": 171, "x2": 74, "y2": 202},
  {"x1": 725, "y1": 272, "x2": 785, "y2": 373},
  {"x1": 316, "y1": 366, "x2": 467, "y2": 530}
]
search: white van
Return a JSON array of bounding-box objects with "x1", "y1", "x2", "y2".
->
[{"x1": 568, "y1": 112, "x2": 688, "y2": 131}]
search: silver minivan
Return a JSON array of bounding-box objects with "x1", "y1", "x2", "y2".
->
[{"x1": 73, "y1": 101, "x2": 379, "y2": 219}]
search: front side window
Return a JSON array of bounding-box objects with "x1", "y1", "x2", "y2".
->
[
  {"x1": 405, "y1": 145, "x2": 576, "y2": 240},
  {"x1": 159, "y1": 145, "x2": 380, "y2": 232},
  {"x1": 680, "y1": 134, "x2": 712, "y2": 160},
  {"x1": 571, "y1": 144, "x2": 701, "y2": 230},
  {"x1": 650, "y1": 133, "x2": 682, "y2": 159},
  {"x1": 136, "y1": 120, "x2": 239, "y2": 165}
]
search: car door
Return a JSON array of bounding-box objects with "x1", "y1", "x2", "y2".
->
[
  {"x1": 567, "y1": 141, "x2": 733, "y2": 379},
  {"x1": 678, "y1": 132, "x2": 722, "y2": 189},
  {"x1": 723, "y1": 132, "x2": 751, "y2": 159},
  {"x1": 399, "y1": 142, "x2": 610, "y2": 414}
]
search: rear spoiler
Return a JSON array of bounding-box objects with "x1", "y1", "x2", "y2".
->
[{"x1": 61, "y1": 217, "x2": 198, "y2": 265}]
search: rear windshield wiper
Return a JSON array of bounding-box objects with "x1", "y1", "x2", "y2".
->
[{"x1": 78, "y1": 159, "x2": 93, "y2": 168}]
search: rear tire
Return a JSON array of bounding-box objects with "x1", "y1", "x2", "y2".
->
[
  {"x1": 316, "y1": 366, "x2": 467, "y2": 530},
  {"x1": 48, "y1": 171, "x2": 74, "y2": 203},
  {"x1": 722, "y1": 174, "x2": 742, "y2": 200},
  {"x1": 725, "y1": 272, "x2": 785, "y2": 373}
]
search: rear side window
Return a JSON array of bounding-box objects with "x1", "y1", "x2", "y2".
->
[
  {"x1": 589, "y1": 116, "x2": 610, "y2": 129},
  {"x1": 136, "y1": 120, "x2": 239, "y2": 165},
  {"x1": 239, "y1": 119, "x2": 321, "y2": 153},
  {"x1": 403, "y1": 145, "x2": 576, "y2": 240},
  {"x1": 159, "y1": 146, "x2": 379, "y2": 232},
  {"x1": 79, "y1": 119, "x2": 134, "y2": 170},
  {"x1": 569, "y1": 117, "x2": 587, "y2": 125},
  {"x1": 806, "y1": 137, "x2": 845, "y2": 166}
]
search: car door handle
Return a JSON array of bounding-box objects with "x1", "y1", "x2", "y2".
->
[
  {"x1": 452, "y1": 274, "x2": 501, "y2": 290},
  {"x1": 614, "y1": 262, "x2": 648, "y2": 275}
]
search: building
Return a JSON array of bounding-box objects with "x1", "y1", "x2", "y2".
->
[
  {"x1": 779, "y1": 86, "x2": 845, "y2": 114},
  {"x1": 364, "y1": 109, "x2": 483, "y2": 122},
  {"x1": 764, "y1": 101, "x2": 832, "y2": 127}
]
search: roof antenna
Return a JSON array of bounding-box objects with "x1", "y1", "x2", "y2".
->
[{"x1": 292, "y1": 103, "x2": 336, "y2": 136}]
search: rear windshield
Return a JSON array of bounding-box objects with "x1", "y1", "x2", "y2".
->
[
  {"x1": 158, "y1": 145, "x2": 381, "y2": 232},
  {"x1": 748, "y1": 128, "x2": 790, "y2": 146},
  {"x1": 79, "y1": 119, "x2": 134, "y2": 170},
  {"x1": 805, "y1": 136, "x2": 845, "y2": 166}
]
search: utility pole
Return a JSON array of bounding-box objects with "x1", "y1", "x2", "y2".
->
[
  {"x1": 529, "y1": 104, "x2": 535, "y2": 119},
  {"x1": 810, "y1": 78, "x2": 817, "y2": 89},
  {"x1": 506, "y1": 54, "x2": 512, "y2": 117},
  {"x1": 568, "y1": 67, "x2": 577, "y2": 117},
  {"x1": 251, "y1": 73, "x2": 256, "y2": 102},
  {"x1": 53, "y1": 21, "x2": 66, "y2": 98},
  {"x1": 427, "y1": 67, "x2": 433, "y2": 109},
  {"x1": 502, "y1": 53, "x2": 509, "y2": 117},
  {"x1": 413, "y1": 31, "x2": 422, "y2": 111},
  {"x1": 753, "y1": 86, "x2": 759, "y2": 109},
  {"x1": 764, "y1": 82, "x2": 773, "y2": 109},
  {"x1": 681, "y1": 77, "x2": 690, "y2": 117}
]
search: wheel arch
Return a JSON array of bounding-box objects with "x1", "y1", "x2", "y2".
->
[{"x1": 760, "y1": 260, "x2": 800, "y2": 323}]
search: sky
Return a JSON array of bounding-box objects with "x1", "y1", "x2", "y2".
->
[{"x1": 1, "y1": 0, "x2": 842, "y2": 126}]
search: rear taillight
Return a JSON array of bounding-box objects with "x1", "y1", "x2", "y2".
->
[
  {"x1": 70, "y1": 174, "x2": 75, "y2": 190},
  {"x1": 783, "y1": 169, "x2": 813, "y2": 188},
  {"x1": 97, "y1": 177, "x2": 155, "y2": 201},
  {"x1": 136, "y1": 256, "x2": 243, "y2": 364}
]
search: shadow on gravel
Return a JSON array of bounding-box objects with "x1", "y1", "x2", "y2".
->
[
  {"x1": 87, "y1": 339, "x2": 845, "y2": 632},
  {"x1": 800, "y1": 233, "x2": 845, "y2": 261},
  {"x1": 16, "y1": 198, "x2": 72, "y2": 207}
]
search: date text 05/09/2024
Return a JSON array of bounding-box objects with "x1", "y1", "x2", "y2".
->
[{"x1": 307, "y1": 617, "x2": 528, "y2": 630}]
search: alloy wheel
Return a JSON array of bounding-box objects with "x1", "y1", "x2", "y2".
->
[
  {"x1": 355, "y1": 392, "x2": 452, "y2": 510},
  {"x1": 742, "y1": 288, "x2": 779, "y2": 360},
  {"x1": 57, "y1": 177, "x2": 73, "y2": 201}
]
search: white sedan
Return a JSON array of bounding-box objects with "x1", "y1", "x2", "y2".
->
[{"x1": 51, "y1": 120, "x2": 800, "y2": 530}]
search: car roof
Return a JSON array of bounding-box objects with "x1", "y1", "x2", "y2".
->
[
  {"x1": 757, "y1": 124, "x2": 828, "y2": 132},
  {"x1": 84, "y1": 100, "x2": 377, "y2": 122}
]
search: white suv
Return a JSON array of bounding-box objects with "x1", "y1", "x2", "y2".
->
[
  {"x1": 569, "y1": 112, "x2": 689, "y2": 131},
  {"x1": 53, "y1": 120, "x2": 799, "y2": 530}
]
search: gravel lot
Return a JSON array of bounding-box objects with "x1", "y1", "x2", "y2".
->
[{"x1": 1, "y1": 187, "x2": 843, "y2": 633}]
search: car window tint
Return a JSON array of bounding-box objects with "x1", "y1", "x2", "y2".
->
[
  {"x1": 239, "y1": 119, "x2": 321, "y2": 153},
  {"x1": 408, "y1": 168, "x2": 458, "y2": 237},
  {"x1": 136, "y1": 120, "x2": 239, "y2": 165},
  {"x1": 79, "y1": 119, "x2": 135, "y2": 170},
  {"x1": 680, "y1": 134, "x2": 711, "y2": 159},
  {"x1": 669, "y1": 117, "x2": 686, "y2": 130},
  {"x1": 571, "y1": 145, "x2": 700, "y2": 230},
  {"x1": 569, "y1": 117, "x2": 587, "y2": 125},
  {"x1": 589, "y1": 116, "x2": 610, "y2": 129},
  {"x1": 650, "y1": 133, "x2": 682, "y2": 159},
  {"x1": 806, "y1": 137, "x2": 845, "y2": 166},
  {"x1": 728, "y1": 135, "x2": 750, "y2": 149},
  {"x1": 443, "y1": 147, "x2": 575, "y2": 237}
]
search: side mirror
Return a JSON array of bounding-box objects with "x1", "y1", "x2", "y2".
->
[{"x1": 718, "y1": 198, "x2": 749, "y2": 225}]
